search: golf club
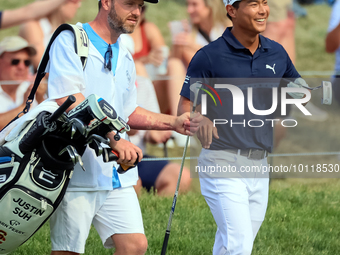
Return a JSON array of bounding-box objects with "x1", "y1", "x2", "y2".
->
[
  {"x1": 283, "y1": 78, "x2": 332, "y2": 105},
  {"x1": 283, "y1": 78, "x2": 322, "y2": 90},
  {"x1": 160, "y1": 81, "x2": 202, "y2": 255}
]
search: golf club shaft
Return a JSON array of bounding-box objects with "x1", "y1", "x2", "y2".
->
[
  {"x1": 49, "y1": 95, "x2": 76, "y2": 122},
  {"x1": 160, "y1": 82, "x2": 201, "y2": 255},
  {"x1": 282, "y1": 78, "x2": 321, "y2": 90},
  {"x1": 161, "y1": 135, "x2": 190, "y2": 255}
]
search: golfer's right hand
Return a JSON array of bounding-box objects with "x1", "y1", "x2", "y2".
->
[
  {"x1": 107, "y1": 133, "x2": 143, "y2": 166},
  {"x1": 197, "y1": 116, "x2": 219, "y2": 149},
  {"x1": 287, "y1": 78, "x2": 310, "y2": 99}
]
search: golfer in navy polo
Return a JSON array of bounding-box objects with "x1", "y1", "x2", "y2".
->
[{"x1": 178, "y1": 0, "x2": 309, "y2": 254}]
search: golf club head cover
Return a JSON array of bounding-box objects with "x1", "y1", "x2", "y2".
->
[
  {"x1": 67, "y1": 94, "x2": 130, "y2": 138},
  {"x1": 18, "y1": 111, "x2": 56, "y2": 154}
]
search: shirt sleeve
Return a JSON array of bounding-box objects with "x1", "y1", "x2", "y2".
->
[
  {"x1": 282, "y1": 47, "x2": 301, "y2": 79},
  {"x1": 180, "y1": 49, "x2": 212, "y2": 101},
  {"x1": 328, "y1": 0, "x2": 340, "y2": 32},
  {"x1": 46, "y1": 30, "x2": 86, "y2": 100},
  {"x1": 0, "y1": 11, "x2": 2, "y2": 29}
]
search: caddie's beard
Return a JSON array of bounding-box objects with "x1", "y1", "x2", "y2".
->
[{"x1": 108, "y1": 3, "x2": 137, "y2": 34}]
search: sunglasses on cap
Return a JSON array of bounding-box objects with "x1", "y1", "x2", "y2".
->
[{"x1": 11, "y1": 59, "x2": 31, "y2": 67}]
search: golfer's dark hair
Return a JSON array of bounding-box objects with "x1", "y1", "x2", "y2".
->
[{"x1": 227, "y1": 2, "x2": 240, "y2": 21}]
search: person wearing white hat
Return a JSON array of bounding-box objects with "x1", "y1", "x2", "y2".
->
[
  {"x1": 0, "y1": 36, "x2": 41, "y2": 130},
  {"x1": 178, "y1": 0, "x2": 309, "y2": 254}
]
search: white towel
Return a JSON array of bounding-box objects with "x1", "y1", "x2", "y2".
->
[{"x1": 1, "y1": 100, "x2": 59, "y2": 144}]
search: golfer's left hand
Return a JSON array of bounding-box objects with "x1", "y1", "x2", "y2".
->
[
  {"x1": 174, "y1": 112, "x2": 202, "y2": 135},
  {"x1": 197, "y1": 116, "x2": 219, "y2": 149}
]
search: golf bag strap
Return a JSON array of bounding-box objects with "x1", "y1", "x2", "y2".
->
[{"x1": 1, "y1": 24, "x2": 89, "y2": 131}]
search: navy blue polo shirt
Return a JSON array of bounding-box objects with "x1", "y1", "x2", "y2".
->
[
  {"x1": 180, "y1": 27, "x2": 300, "y2": 152},
  {"x1": 0, "y1": 11, "x2": 2, "y2": 29}
]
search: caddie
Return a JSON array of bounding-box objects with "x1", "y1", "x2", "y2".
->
[
  {"x1": 177, "y1": 0, "x2": 309, "y2": 254},
  {"x1": 46, "y1": 0, "x2": 202, "y2": 254}
]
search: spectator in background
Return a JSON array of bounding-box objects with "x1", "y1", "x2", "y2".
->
[
  {"x1": 0, "y1": 36, "x2": 44, "y2": 130},
  {"x1": 326, "y1": 0, "x2": 340, "y2": 104},
  {"x1": 128, "y1": 6, "x2": 186, "y2": 117},
  {"x1": 171, "y1": 0, "x2": 232, "y2": 69},
  {"x1": 0, "y1": 0, "x2": 74, "y2": 30},
  {"x1": 262, "y1": 0, "x2": 296, "y2": 63},
  {"x1": 19, "y1": 0, "x2": 82, "y2": 72}
]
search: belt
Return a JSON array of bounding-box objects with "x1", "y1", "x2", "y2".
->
[{"x1": 225, "y1": 148, "x2": 268, "y2": 160}]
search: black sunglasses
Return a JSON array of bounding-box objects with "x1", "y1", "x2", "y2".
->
[
  {"x1": 11, "y1": 59, "x2": 31, "y2": 67},
  {"x1": 104, "y1": 44, "x2": 112, "y2": 71}
]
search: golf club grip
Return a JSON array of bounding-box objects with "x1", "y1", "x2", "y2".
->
[
  {"x1": 161, "y1": 231, "x2": 170, "y2": 255},
  {"x1": 102, "y1": 148, "x2": 139, "y2": 174},
  {"x1": 48, "y1": 95, "x2": 76, "y2": 122},
  {"x1": 102, "y1": 148, "x2": 119, "y2": 162}
]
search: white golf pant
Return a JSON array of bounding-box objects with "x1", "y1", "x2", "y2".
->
[{"x1": 197, "y1": 149, "x2": 269, "y2": 255}]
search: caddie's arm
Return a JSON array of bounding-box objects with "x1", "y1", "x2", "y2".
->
[
  {"x1": 127, "y1": 106, "x2": 202, "y2": 136},
  {"x1": 177, "y1": 96, "x2": 219, "y2": 149}
]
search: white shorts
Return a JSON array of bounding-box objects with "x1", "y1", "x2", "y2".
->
[
  {"x1": 198, "y1": 149, "x2": 269, "y2": 255},
  {"x1": 50, "y1": 187, "x2": 144, "y2": 253}
]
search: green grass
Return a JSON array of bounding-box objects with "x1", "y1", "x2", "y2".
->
[
  {"x1": 10, "y1": 179, "x2": 340, "y2": 255},
  {"x1": 295, "y1": 4, "x2": 335, "y2": 71},
  {"x1": 2, "y1": 1, "x2": 340, "y2": 255}
]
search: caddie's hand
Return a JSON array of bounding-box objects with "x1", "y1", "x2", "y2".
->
[
  {"x1": 107, "y1": 133, "x2": 143, "y2": 166},
  {"x1": 173, "y1": 112, "x2": 202, "y2": 136},
  {"x1": 287, "y1": 78, "x2": 310, "y2": 98},
  {"x1": 197, "y1": 116, "x2": 219, "y2": 149}
]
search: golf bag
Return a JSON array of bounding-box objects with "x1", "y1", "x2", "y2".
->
[
  {"x1": 0, "y1": 24, "x2": 129, "y2": 254},
  {"x1": 0, "y1": 94, "x2": 130, "y2": 254}
]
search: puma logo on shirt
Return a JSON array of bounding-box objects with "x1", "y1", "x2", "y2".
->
[{"x1": 266, "y1": 64, "x2": 276, "y2": 74}]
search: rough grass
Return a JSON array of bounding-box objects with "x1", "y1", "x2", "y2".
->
[{"x1": 9, "y1": 179, "x2": 340, "y2": 255}]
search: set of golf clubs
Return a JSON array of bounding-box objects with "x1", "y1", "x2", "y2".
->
[{"x1": 19, "y1": 94, "x2": 130, "y2": 173}]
